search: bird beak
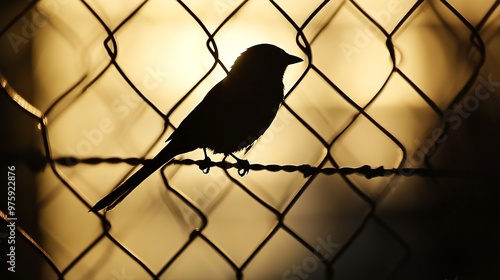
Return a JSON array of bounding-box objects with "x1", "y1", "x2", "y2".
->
[{"x1": 286, "y1": 54, "x2": 303, "y2": 65}]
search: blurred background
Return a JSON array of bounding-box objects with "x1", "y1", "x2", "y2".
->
[{"x1": 0, "y1": 0, "x2": 499, "y2": 279}]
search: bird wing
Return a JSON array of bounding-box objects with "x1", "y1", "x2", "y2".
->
[
  {"x1": 91, "y1": 81, "x2": 229, "y2": 213},
  {"x1": 167, "y1": 79, "x2": 227, "y2": 144}
]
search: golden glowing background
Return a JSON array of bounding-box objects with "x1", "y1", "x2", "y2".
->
[{"x1": 1, "y1": 0, "x2": 499, "y2": 279}]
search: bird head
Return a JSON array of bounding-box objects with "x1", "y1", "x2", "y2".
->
[{"x1": 229, "y1": 44, "x2": 303, "y2": 81}]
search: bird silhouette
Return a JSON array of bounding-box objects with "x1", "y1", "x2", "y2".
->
[{"x1": 90, "y1": 44, "x2": 302, "y2": 212}]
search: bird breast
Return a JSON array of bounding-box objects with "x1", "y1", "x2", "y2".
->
[{"x1": 205, "y1": 80, "x2": 283, "y2": 154}]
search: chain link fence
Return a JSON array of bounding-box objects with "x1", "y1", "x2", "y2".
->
[{"x1": 1, "y1": 0, "x2": 499, "y2": 279}]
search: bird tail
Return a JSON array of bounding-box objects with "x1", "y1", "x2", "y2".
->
[{"x1": 89, "y1": 144, "x2": 179, "y2": 213}]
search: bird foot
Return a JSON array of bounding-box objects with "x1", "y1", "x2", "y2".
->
[
  {"x1": 235, "y1": 159, "x2": 250, "y2": 177},
  {"x1": 227, "y1": 154, "x2": 250, "y2": 176},
  {"x1": 199, "y1": 156, "x2": 211, "y2": 174}
]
